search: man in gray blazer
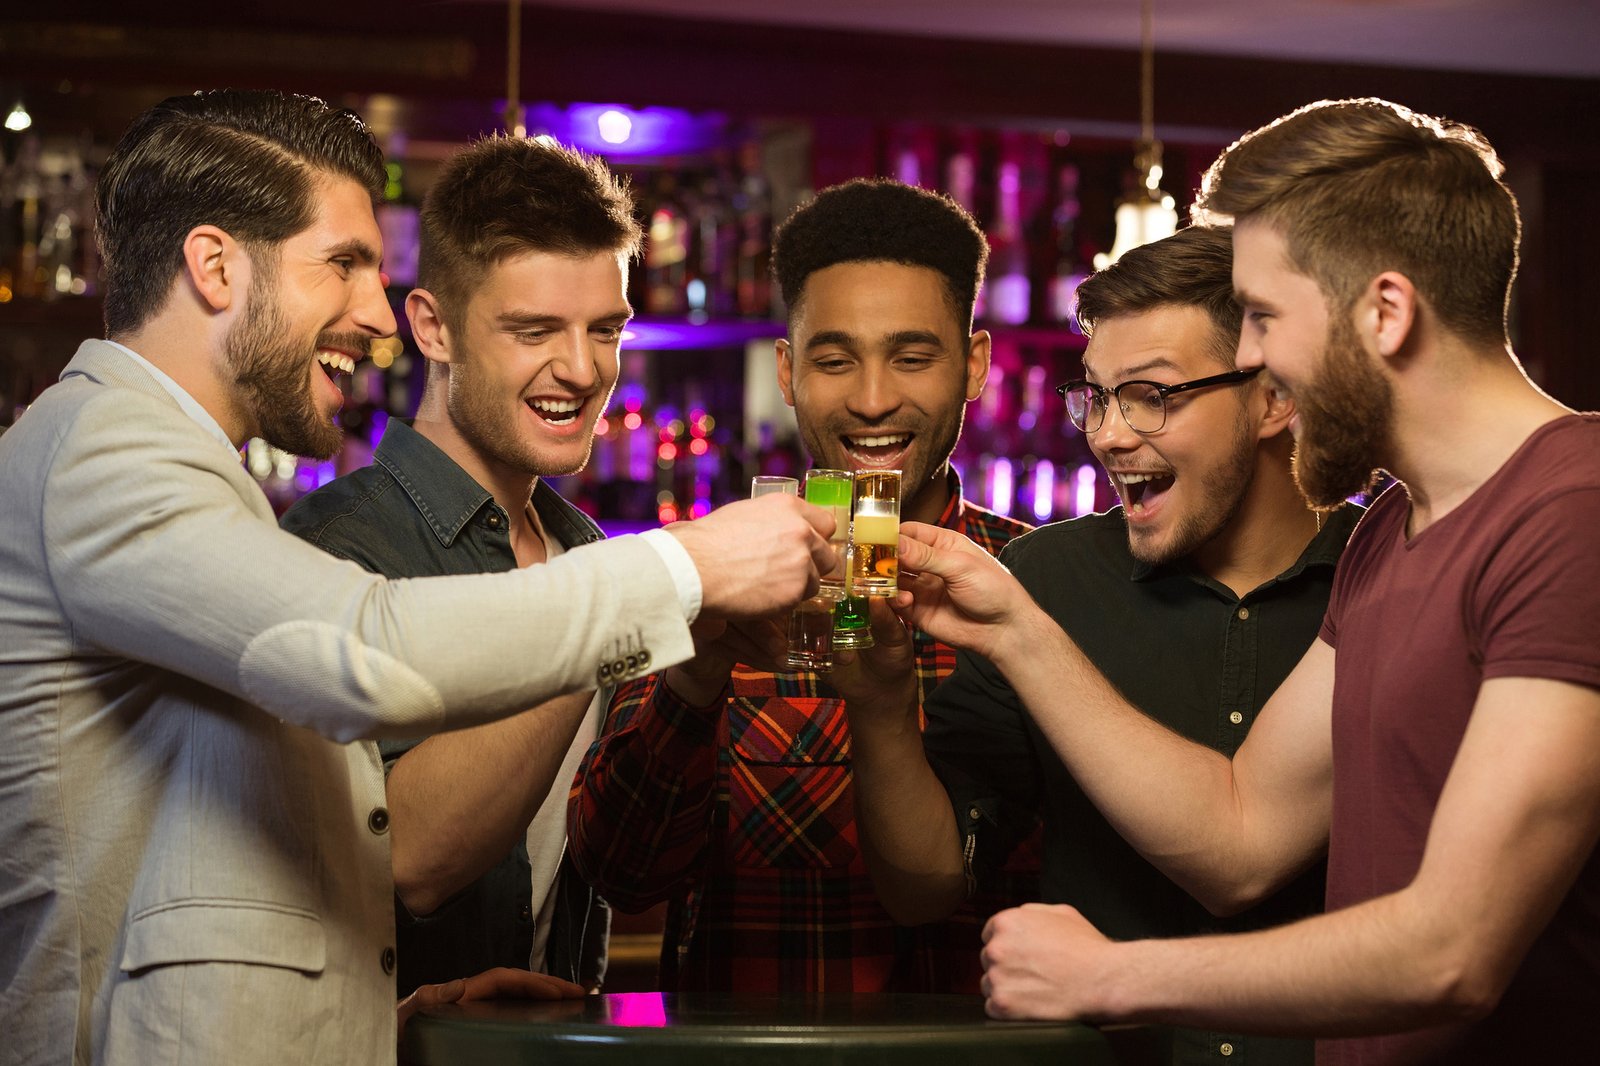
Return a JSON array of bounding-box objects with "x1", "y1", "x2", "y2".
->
[{"x1": 0, "y1": 90, "x2": 831, "y2": 1066}]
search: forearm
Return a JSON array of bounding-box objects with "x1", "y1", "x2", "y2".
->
[
  {"x1": 566, "y1": 676, "x2": 723, "y2": 909},
  {"x1": 388, "y1": 690, "x2": 594, "y2": 915},
  {"x1": 1087, "y1": 887, "x2": 1494, "y2": 1036},
  {"x1": 846, "y1": 691, "x2": 967, "y2": 925}
]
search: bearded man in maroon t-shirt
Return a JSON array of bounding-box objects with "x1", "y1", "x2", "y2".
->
[{"x1": 869, "y1": 98, "x2": 1600, "y2": 1064}]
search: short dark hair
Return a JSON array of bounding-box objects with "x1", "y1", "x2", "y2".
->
[
  {"x1": 1193, "y1": 98, "x2": 1518, "y2": 346},
  {"x1": 771, "y1": 178, "x2": 988, "y2": 331},
  {"x1": 1075, "y1": 225, "x2": 1242, "y2": 366},
  {"x1": 96, "y1": 90, "x2": 385, "y2": 337},
  {"x1": 417, "y1": 135, "x2": 641, "y2": 333}
]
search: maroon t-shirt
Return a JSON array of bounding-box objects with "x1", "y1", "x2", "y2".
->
[{"x1": 1319, "y1": 414, "x2": 1600, "y2": 1065}]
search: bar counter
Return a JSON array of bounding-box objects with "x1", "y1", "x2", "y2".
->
[{"x1": 400, "y1": 992, "x2": 1133, "y2": 1066}]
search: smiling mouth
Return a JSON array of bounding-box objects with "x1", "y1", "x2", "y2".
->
[
  {"x1": 844, "y1": 432, "x2": 912, "y2": 466},
  {"x1": 316, "y1": 349, "x2": 357, "y2": 395},
  {"x1": 1115, "y1": 470, "x2": 1176, "y2": 517},
  {"x1": 527, "y1": 397, "x2": 584, "y2": 427}
]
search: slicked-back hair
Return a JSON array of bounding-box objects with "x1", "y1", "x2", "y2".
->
[
  {"x1": 417, "y1": 135, "x2": 641, "y2": 334},
  {"x1": 1193, "y1": 97, "x2": 1519, "y2": 347},
  {"x1": 1075, "y1": 225, "x2": 1242, "y2": 368},
  {"x1": 771, "y1": 178, "x2": 987, "y2": 331},
  {"x1": 96, "y1": 90, "x2": 385, "y2": 337}
]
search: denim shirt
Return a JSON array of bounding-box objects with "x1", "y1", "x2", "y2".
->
[{"x1": 281, "y1": 418, "x2": 609, "y2": 995}]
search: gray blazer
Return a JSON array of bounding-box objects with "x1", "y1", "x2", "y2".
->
[{"x1": 0, "y1": 340, "x2": 693, "y2": 1065}]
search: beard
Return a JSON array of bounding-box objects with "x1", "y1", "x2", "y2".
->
[
  {"x1": 797, "y1": 376, "x2": 968, "y2": 506},
  {"x1": 1126, "y1": 397, "x2": 1258, "y2": 566},
  {"x1": 445, "y1": 357, "x2": 607, "y2": 479},
  {"x1": 1290, "y1": 314, "x2": 1392, "y2": 510},
  {"x1": 223, "y1": 265, "x2": 352, "y2": 461}
]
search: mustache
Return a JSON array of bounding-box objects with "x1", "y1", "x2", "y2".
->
[{"x1": 314, "y1": 331, "x2": 373, "y2": 359}]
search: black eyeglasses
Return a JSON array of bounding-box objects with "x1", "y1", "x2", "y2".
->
[{"x1": 1055, "y1": 367, "x2": 1261, "y2": 434}]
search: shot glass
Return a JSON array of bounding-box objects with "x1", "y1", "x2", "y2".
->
[
  {"x1": 750, "y1": 475, "x2": 800, "y2": 498},
  {"x1": 830, "y1": 589, "x2": 875, "y2": 651},
  {"x1": 782, "y1": 470, "x2": 852, "y2": 671},
  {"x1": 849, "y1": 469, "x2": 901, "y2": 598}
]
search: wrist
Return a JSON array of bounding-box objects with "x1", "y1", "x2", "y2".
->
[{"x1": 986, "y1": 601, "x2": 1057, "y2": 674}]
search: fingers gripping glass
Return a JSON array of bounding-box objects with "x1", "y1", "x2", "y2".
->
[{"x1": 1055, "y1": 368, "x2": 1261, "y2": 434}]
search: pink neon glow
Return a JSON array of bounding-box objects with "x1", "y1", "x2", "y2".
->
[{"x1": 1073, "y1": 463, "x2": 1097, "y2": 516}]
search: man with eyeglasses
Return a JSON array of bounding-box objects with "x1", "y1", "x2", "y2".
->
[{"x1": 835, "y1": 225, "x2": 1356, "y2": 1066}]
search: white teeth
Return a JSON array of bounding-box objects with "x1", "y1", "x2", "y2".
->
[
  {"x1": 316, "y1": 351, "x2": 355, "y2": 374},
  {"x1": 530, "y1": 398, "x2": 582, "y2": 414},
  {"x1": 849, "y1": 433, "x2": 910, "y2": 449}
]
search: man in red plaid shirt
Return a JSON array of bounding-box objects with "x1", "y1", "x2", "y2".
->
[{"x1": 568, "y1": 179, "x2": 1035, "y2": 994}]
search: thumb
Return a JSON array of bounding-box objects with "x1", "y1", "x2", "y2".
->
[{"x1": 897, "y1": 530, "x2": 960, "y2": 579}]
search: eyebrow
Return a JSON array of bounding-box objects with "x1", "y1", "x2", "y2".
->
[
  {"x1": 496, "y1": 307, "x2": 634, "y2": 328},
  {"x1": 803, "y1": 329, "x2": 946, "y2": 352},
  {"x1": 1084, "y1": 356, "x2": 1183, "y2": 383},
  {"x1": 326, "y1": 239, "x2": 380, "y2": 266},
  {"x1": 1233, "y1": 287, "x2": 1274, "y2": 311}
]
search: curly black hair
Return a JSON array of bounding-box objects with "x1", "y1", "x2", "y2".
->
[{"x1": 771, "y1": 178, "x2": 987, "y2": 330}]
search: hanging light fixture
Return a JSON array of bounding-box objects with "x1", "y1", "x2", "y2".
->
[
  {"x1": 4, "y1": 101, "x2": 31, "y2": 132},
  {"x1": 1101, "y1": 0, "x2": 1178, "y2": 266},
  {"x1": 504, "y1": 0, "x2": 526, "y2": 137}
]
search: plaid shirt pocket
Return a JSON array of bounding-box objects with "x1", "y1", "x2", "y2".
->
[{"x1": 726, "y1": 695, "x2": 857, "y2": 869}]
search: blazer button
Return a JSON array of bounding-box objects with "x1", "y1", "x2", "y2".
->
[
  {"x1": 381, "y1": 947, "x2": 396, "y2": 975},
  {"x1": 519, "y1": 904, "x2": 533, "y2": 922},
  {"x1": 637, "y1": 649, "x2": 651, "y2": 669},
  {"x1": 367, "y1": 807, "x2": 389, "y2": 835}
]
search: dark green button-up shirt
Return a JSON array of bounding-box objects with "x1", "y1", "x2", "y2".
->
[{"x1": 925, "y1": 504, "x2": 1362, "y2": 1066}]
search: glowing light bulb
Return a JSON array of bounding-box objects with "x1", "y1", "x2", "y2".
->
[{"x1": 597, "y1": 109, "x2": 633, "y2": 145}]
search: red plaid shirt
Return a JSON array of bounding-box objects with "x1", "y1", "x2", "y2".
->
[{"x1": 568, "y1": 477, "x2": 1036, "y2": 994}]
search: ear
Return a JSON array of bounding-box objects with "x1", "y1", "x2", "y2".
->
[
  {"x1": 963, "y1": 329, "x2": 992, "y2": 402},
  {"x1": 1359, "y1": 271, "x2": 1417, "y2": 361},
  {"x1": 406, "y1": 289, "x2": 453, "y2": 368},
  {"x1": 775, "y1": 338, "x2": 796, "y2": 409},
  {"x1": 181, "y1": 225, "x2": 241, "y2": 313},
  {"x1": 1254, "y1": 372, "x2": 1297, "y2": 442}
]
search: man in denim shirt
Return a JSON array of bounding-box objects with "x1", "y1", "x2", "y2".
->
[{"x1": 284, "y1": 136, "x2": 642, "y2": 994}]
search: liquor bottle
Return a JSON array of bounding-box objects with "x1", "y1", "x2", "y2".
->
[
  {"x1": 943, "y1": 132, "x2": 984, "y2": 321},
  {"x1": 985, "y1": 158, "x2": 1031, "y2": 325},
  {"x1": 733, "y1": 139, "x2": 772, "y2": 317},
  {"x1": 376, "y1": 152, "x2": 420, "y2": 289},
  {"x1": 1047, "y1": 164, "x2": 1092, "y2": 332},
  {"x1": 644, "y1": 172, "x2": 690, "y2": 315}
]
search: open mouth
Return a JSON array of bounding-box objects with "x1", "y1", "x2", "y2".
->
[
  {"x1": 316, "y1": 349, "x2": 356, "y2": 396},
  {"x1": 844, "y1": 431, "x2": 912, "y2": 467},
  {"x1": 1115, "y1": 470, "x2": 1175, "y2": 518},
  {"x1": 527, "y1": 397, "x2": 584, "y2": 427}
]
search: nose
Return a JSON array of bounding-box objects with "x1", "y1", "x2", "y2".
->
[
  {"x1": 845, "y1": 362, "x2": 901, "y2": 422},
  {"x1": 551, "y1": 327, "x2": 600, "y2": 391},
  {"x1": 1089, "y1": 396, "x2": 1142, "y2": 452},
  {"x1": 352, "y1": 268, "x2": 396, "y2": 337},
  {"x1": 1234, "y1": 323, "x2": 1264, "y2": 372}
]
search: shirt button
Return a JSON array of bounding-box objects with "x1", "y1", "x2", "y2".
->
[
  {"x1": 381, "y1": 947, "x2": 396, "y2": 975},
  {"x1": 487, "y1": 512, "x2": 503, "y2": 529},
  {"x1": 519, "y1": 904, "x2": 533, "y2": 922},
  {"x1": 1236, "y1": 607, "x2": 1250, "y2": 620},
  {"x1": 1219, "y1": 1042, "x2": 1235, "y2": 1057},
  {"x1": 1229, "y1": 711, "x2": 1244, "y2": 725},
  {"x1": 367, "y1": 807, "x2": 389, "y2": 834}
]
